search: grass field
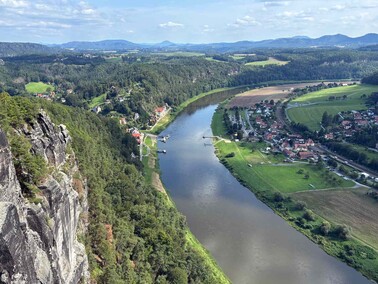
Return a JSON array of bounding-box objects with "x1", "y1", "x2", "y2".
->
[
  {"x1": 89, "y1": 93, "x2": 106, "y2": 108},
  {"x1": 153, "y1": 52, "x2": 205, "y2": 57},
  {"x1": 105, "y1": 56, "x2": 123, "y2": 63},
  {"x1": 25, "y1": 82, "x2": 54, "y2": 93},
  {"x1": 287, "y1": 84, "x2": 378, "y2": 130},
  {"x1": 294, "y1": 188, "x2": 378, "y2": 250},
  {"x1": 348, "y1": 143, "x2": 378, "y2": 162},
  {"x1": 245, "y1": 57, "x2": 289, "y2": 66},
  {"x1": 215, "y1": 140, "x2": 353, "y2": 193}
]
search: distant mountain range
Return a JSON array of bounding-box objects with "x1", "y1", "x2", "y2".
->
[
  {"x1": 0, "y1": 42, "x2": 54, "y2": 57},
  {"x1": 2, "y1": 33, "x2": 378, "y2": 57},
  {"x1": 49, "y1": 33, "x2": 378, "y2": 52}
]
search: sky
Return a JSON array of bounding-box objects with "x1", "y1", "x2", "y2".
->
[{"x1": 1, "y1": 0, "x2": 378, "y2": 44}]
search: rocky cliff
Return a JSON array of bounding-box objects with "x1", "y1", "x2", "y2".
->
[{"x1": 0, "y1": 112, "x2": 89, "y2": 283}]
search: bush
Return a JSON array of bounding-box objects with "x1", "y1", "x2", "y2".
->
[
  {"x1": 319, "y1": 221, "x2": 331, "y2": 236},
  {"x1": 295, "y1": 200, "x2": 307, "y2": 210},
  {"x1": 334, "y1": 224, "x2": 351, "y2": 240},
  {"x1": 225, "y1": 152, "x2": 235, "y2": 158},
  {"x1": 303, "y1": 209, "x2": 316, "y2": 221},
  {"x1": 273, "y1": 192, "x2": 284, "y2": 202}
]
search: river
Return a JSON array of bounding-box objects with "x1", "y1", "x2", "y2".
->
[{"x1": 158, "y1": 100, "x2": 371, "y2": 284}]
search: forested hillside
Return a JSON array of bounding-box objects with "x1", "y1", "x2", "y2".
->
[
  {"x1": 0, "y1": 42, "x2": 55, "y2": 57},
  {"x1": 0, "y1": 56, "x2": 239, "y2": 125},
  {"x1": 0, "y1": 93, "x2": 228, "y2": 283},
  {"x1": 362, "y1": 71, "x2": 378, "y2": 85},
  {"x1": 231, "y1": 50, "x2": 378, "y2": 85}
]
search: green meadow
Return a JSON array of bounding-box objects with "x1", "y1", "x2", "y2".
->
[
  {"x1": 287, "y1": 84, "x2": 377, "y2": 130},
  {"x1": 25, "y1": 82, "x2": 54, "y2": 93},
  {"x1": 245, "y1": 57, "x2": 289, "y2": 67}
]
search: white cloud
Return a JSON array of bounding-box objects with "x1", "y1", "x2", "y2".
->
[
  {"x1": 202, "y1": 24, "x2": 214, "y2": 33},
  {"x1": 0, "y1": 0, "x2": 28, "y2": 8},
  {"x1": 331, "y1": 4, "x2": 346, "y2": 11},
  {"x1": 229, "y1": 16, "x2": 261, "y2": 28},
  {"x1": 159, "y1": 21, "x2": 184, "y2": 28},
  {"x1": 264, "y1": 1, "x2": 290, "y2": 8}
]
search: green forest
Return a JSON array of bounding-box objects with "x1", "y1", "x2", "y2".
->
[{"x1": 0, "y1": 93, "x2": 228, "y2": 283}]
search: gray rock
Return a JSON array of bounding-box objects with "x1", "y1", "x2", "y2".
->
[{"x1": 0, "y1": 113, "x2": 89, "y2": 284}]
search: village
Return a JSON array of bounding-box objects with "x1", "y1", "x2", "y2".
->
[
  {"x1": 323, "y1": 109, "x2": 378, "y2": 142},
  {"x1": 224, "y1": 99, "x2": 378, "y2": 184},
  {"x1": 226, "y1": 101, "x2": 319, "y2": 162}
]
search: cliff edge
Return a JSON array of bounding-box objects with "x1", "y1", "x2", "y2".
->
[{"x1": 0, "y1": 112, "x2": 89, "y2": 283}]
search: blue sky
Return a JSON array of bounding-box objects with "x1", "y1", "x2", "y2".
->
[{"x1": 1, "y1": 0, "x2": 378, "y2": 43}]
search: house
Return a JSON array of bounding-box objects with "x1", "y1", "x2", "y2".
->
[
  {"x1": 283, "y1": 149, "x2": 296, "y2": 158},
  {"x1": 255, "y1": 116, "x2": 263, "y2": 125},
  {"x1": 260, "y1": 122, "x2": 268, "y2": 129},
  {"x1": 306, "y1": 139, "x2": 315, "y2": 147},
  {"x1": 374, "y1": 116, "x2": 378, "y2": 125},
  {"x1": 264, "y1": 133, "x2": 274, "y2": 141},
  {"x1": 324, "y1": 133, "x2": 334, "y2": 140},
  {"x1": 92, "y1": 106, "x2": 102, "y2": 114},
  {"x1": 298, "y1": 151, "x2": 315, "y2": 160},
  {"x1": 341, "y1": 120, "x2": 352, "y2": 129},
  {"x1": 119, "y1": 117, "x2": 127, "y2": 125},
  {"x1": 280, "y1": 141, "x2": 291, "y2": 150},
  {"x1": 353, "y1": 112, "x2": 362, "y2": 120},
  {"x1": 131, "y1": 129, "x2": 142, "y2": 144},
  {"x1": 155, "y1": 106, "x2": 167, "y2": 118},
  {"x1": 355, "y1": 119, "x2": 368, "y2": 127},
  {"x1": 294, "y1": 142, "x2": 308, "y2": 152}
]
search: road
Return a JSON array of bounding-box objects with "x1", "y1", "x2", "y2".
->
[{"x1": 312, "y1": 144, "x2": 378, "y2": 178}]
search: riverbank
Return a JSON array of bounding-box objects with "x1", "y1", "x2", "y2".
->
[
  {"x1": 149, "y1": 86, "x2": 249, "y2": 134},
  {"x1": 142, "y1": 121, "x2": 231, "y2": 283},
  {"x1": 211, "y1": 104, "x2": 378, "y2": 282}
]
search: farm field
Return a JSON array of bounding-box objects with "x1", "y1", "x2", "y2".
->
[
  {"x1": 228, "y1": 82, "x2": 323, "y2": 108},
  {"x1": 215, "y1": 140, "x2": 353, "y2": 193},
  {"x1": 245, "y1": 57, "x2": 289, "y2": 66},
  {"x1": 287, "y1": 84, "x2": 378, "y2": 130},
  {"x1": 25, "y1": 82, "x2": 54, "y2": 93},
  {"x1": 293, "y1": 188, "x2": 378, "y2": 250}
]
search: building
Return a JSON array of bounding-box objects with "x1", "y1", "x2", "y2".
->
[
  {"x1": 119, "y1": 117, "x2": 127, "y2": 125},
  {"x1": 92, "y1": 106, "x2": 102, "y2": 114},
  {"x1": 298, "y1": 151, "x2": 315, "y2": 160},
  {"x1": 155, "y1": 106, "x2": 167, "y2": 118}
]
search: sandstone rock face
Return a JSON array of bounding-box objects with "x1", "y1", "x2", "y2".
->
[{"x1": 0, "y1": 113, "x2": 89, "y2": 284}]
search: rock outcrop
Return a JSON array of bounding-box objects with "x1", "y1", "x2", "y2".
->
[{"x1": 0, "y1": 112, "x2": 89, "y2": 283}]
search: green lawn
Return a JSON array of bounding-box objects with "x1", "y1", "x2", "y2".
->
[
  {"x1": 211, "y1": 108, "x2": 227, "y2": 137},
  {"x1": 216, "y1": 140, "x2": 353, "y2": 193},
  {"x1": 245, "y1": 57, "x2": 289, "y2": 66},
  {"x1": 287, "y1": 84, "x2": 378, "y2": 130},
  {"x1": 25, "y1": 82, "x2": 54, "y2": 93},
  {"x1": 89, "y1": 93, "x2": 106, "y2": 108}
]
